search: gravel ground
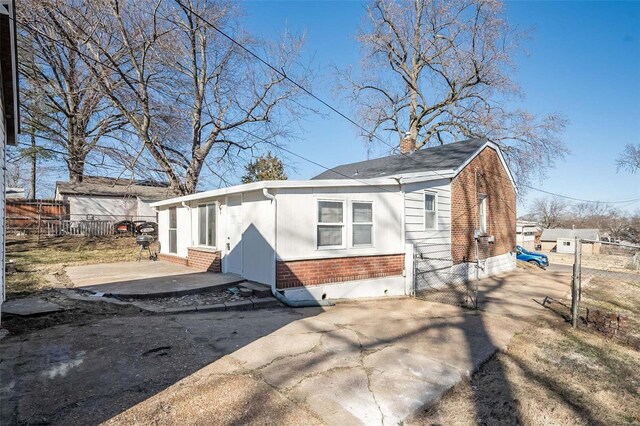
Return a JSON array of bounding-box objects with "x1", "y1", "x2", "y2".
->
[{"x1": 116, "y1": 287, "x2": 251, "y2": 308}]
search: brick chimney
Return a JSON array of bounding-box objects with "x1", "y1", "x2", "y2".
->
[{"x1": 400, "y1": 134, "x2": 416, "y2": 154}]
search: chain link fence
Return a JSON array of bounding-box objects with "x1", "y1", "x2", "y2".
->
[
  {"x1": 571, "y1": 239, "x2": 640, "y2": 347},
  {"x1": 413, "y1": 240, "x2": 488, "y2": 308}
]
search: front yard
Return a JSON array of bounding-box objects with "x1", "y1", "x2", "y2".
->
[{"x1": 5, "y1": 236, "x2": 150, "y2": 297}]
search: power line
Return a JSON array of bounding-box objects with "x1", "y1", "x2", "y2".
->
[{"x1": 174, "y1": 0, "x2": 640, "y2": 208}]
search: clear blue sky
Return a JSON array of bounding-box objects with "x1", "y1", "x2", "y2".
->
[{"x1": 242, "y1": 0, "x2": 640, "y2": 214}]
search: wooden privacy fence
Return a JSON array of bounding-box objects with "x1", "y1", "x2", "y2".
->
[{"x1": 46, "y1": 220, "x2": 115, "y2": 236}]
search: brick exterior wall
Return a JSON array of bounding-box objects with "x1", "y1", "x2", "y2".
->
[
  {"x1": 158, "y1": 253, "x2": 188, "y2": 266},
  {"x1": 450, "y1": 146, "x2": 516, "y2": 264},
  {"x1": 186, "y1": 248, "x2": 221, "y2": 272},
  {"x1": 158, "y1": 248, "x2": 221, "y2": 272},
  {"x1": 276, "y1": 254, "x2": 404, "y2": 289}
]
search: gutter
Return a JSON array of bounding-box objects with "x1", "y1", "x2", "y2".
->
[{"x1": 262, "y1": 188, "x2": 334, "y2": 308}]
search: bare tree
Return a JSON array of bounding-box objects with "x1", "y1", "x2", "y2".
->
[
  {"x1": 18, "y1": 0, "x2": 126, "y2": 183},
  {"x1": 344, "y1": 0, "x2": 567, "y2": 182},
  {"x1": 530, "y1": 196, "x2": 567, "y2": 229},
  {"x1": 616, "y1": 143, "x2": 640, "y2": 173},
  {"x1": 50, "y1": 0, "x2": 306, "y2": 195}
]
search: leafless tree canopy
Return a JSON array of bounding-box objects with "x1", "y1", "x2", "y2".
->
[
  {"x1": 344, "y1": 0, "x2": 568, "y2": 183},
  {"x1": 616, "y1": 144, "x2": 640, "y2": 173},
  {"x1": 528, "y1": 197, "x2": 640, "y2": 243},
  {"x1": 36, "y1": 0, "x2": 308, "y2": 195},
  {"x1": 18, "y1": 0, "x2": 126, "y2": 183}
]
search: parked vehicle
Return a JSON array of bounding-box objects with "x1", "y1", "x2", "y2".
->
[{"x1": 516, "y1": 245, "x2": 549, "y2": 268}]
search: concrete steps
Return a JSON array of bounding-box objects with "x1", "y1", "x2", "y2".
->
[{"x1": 237, "y1": 281, "x2": 272, "y2": 298}]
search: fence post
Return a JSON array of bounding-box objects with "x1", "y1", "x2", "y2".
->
[
  {"x1": 474, "y1": 236, "x2": 480, "y2": 309},
  {"x1": 37, "y1": 201, "x2": 42, "y2": 244},
  {"x1": 571, "y1": 237, "x2": 581, "y2": 328}
]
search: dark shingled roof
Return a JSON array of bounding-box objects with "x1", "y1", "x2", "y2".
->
[
  {"x1": 56, "y1": 176, "x2": 177, "y2": 200},
  {"x1": 312, "y1": 138, "x2": 487, "y2": 180}
]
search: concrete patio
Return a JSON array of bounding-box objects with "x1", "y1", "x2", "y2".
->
[
  {"x1": 66, "y1": 261, "x2": 244, "y2": 298},
  {"x1": 0, "y1": 267, "x2": 572, "y2": 425}
]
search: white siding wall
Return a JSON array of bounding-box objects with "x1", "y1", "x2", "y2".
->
[
  {"x1": 158, "y1": 190, "x2": 276, "y2": 285},
  {"x1": 274, "y1": 185, "x2": 404, "y2": 261},
  {"x1": 403, "y1": 178, "x2": 452, "y2": 247},
  {"x1": 1, "y1": 112, "x2": 6, "y2": 317},
  {"x1": 67, "y1": 195, "x2": 138, "y2": 219}
]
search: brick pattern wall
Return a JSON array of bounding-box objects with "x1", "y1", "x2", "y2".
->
[
  {"x1": 276, "y1": 254, "x2": 404, "y2": 289},
  {"x1": 158, "y1": 253, "x2": 188, "y2": 266},
  {"x1": 187, "y1": 248, "x2": 221, "y2": 272},
  {"x1": 450, "y1": 147, "x2": 516, "y2": 263},
  {"x1": 158, "y1": 249, "x2": 221, "y2": 272}
]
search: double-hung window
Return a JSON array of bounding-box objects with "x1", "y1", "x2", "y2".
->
[
  {"x1": 424, "y1": 192, "x2": 437, "y2": 230},
  {"x1": 317, "y1": 201, "x2": 344, "y2": 248},
  {"x1": 168, "y1": 207, "x2": 177, "y2": 254},
  {"x1": 478, "y1": 194, "x2": 487, "y2": 234},
  {"x1": 198, "y1": 203, "x2": 216, "y2": 247},
  {"x1": 352, "y1": 202, "x2": 373, "y2": 246}
]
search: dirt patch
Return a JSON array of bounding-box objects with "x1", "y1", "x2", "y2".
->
[
  {"x1": 1, "y1": 290, "x2": 148, "y2": 335},
  {"x1": 410, "y1": 316, "x2": 640, "y2": 426}
]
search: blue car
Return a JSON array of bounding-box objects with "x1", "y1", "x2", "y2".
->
[{"x1": 516, "y1": 245, "x2": 549, "y2": 268}]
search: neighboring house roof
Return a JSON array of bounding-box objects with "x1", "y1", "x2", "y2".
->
[
  {"x1": 6, "y1": 187, "x2": 24, "y2": 198},
  {"x1": 56, "y1": 176, "x2": 177, "y2": 200},
  {"x1": 1, "y1": 0, "x2": 19, "y2": 145},
  {"x1": 312, "y1": 138, "x2": 487, "y2": 180},
  {"x1": 540, "y1": 228, "x2": 599, "y2": 242}
]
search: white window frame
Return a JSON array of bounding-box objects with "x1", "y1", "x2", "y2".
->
[
  {"x1": 316, "y1": 199, "x2": 346, "y2": 250},
  {"x1": 168, "y1": 207, "x2": 178, "y2": 254},
  {"x1": 351, "y1": 200, "x2": 374, "y2": 248},
  {"x1": 478, "y1": 194, "x2": 487, "y2": 235},
  {"x1": 424, "y1": 191, "x2": 438, "y2": 231},
  {"x1": 197, "y1": 202, "x2": 217, "y2": 248}
]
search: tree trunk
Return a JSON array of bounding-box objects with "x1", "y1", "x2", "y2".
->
[{"x1": 30, "y1": 132, "x2": 37, "y2": 199}]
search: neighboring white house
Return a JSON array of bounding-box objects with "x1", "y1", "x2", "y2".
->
[
  {"x1": 152, "y1": 139, "x2": 518, "y2": 302},
  {"x1": 516, "y1": 220, "x2": 538, "y2": 250},
  {"x1": 1, "y1": 0, "x2": 18, "y2": 323},
  {"x1": 540, "y1": 228, "x2": 600, "y2": 254},
  {"x1": 55, "y1": 176, "x2": 176, "y2": 222}
]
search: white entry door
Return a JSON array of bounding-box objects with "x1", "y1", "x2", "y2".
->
[{"x1": 225, "y1": 195, "x2": 243, "y2": 274}]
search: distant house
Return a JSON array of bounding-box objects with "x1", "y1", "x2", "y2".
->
[
  {"x1": 516, "y1": 220, "x2": 538, "y2": 250},
  {"x1": 55, "y1": 177, "x2": 176, "y2": 222},
  {"x1": 152, "y1": 138, "x2": 518, "y2": 302},
  {"x1": 540, "y1": 228, "x2": 600, "y2": 254},
  {"x1": 5, "y1": 187, "x2": 24, "y2": 199}
]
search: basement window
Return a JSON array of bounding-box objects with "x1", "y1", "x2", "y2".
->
[
  {"x1": 317, "y1": 200, "x2": 345, "y2": 248},
  {"x1": 169, "y1": 207, "x2": 177, "y2": 254},
  {"x1": 198, "y1": 203, "x2": 217, "y2": 247}
]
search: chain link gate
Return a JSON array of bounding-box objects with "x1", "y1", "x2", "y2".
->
[{"x1": 413, "y1": 240, "x2": 484, "y2": 308}]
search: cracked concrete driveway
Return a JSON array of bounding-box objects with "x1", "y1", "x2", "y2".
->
[{"x1": 1, "y1": 268, "x2": 570, "y2": 425}]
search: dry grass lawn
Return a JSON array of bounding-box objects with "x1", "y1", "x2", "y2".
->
[
  {"x1": 5, "y1": 236, "x2": 153, "y2": 297},
  {"x1": 410, "y1": 318, "x2": 640, "y2": 426},
  {"x1": 411, "y1": 273, "x2": 640, "y2": 426},
  {"x1": 548, "y1": 252, "x2": 639, "y2": 273}
]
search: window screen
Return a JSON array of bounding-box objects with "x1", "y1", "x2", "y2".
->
[
  {"x1": 352, "y1": 202, "x2": 373, "y2": 246},
  {"x1": 424, "y1": 193, "x2": 436, "y2": 230},
  {"x1": 317, "y1": 201, "x2": 344, "y2": 247},
  {"x1": 168, "y1": 207, "x2": 177, "y2": 254},
  {"x1": 198, "y1": 203, "x2": 217, "y2": 247}
]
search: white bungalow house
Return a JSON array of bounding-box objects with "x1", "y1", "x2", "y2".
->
[{"x1": 152, "y1": 138, "x2": 518, "y2": 302}]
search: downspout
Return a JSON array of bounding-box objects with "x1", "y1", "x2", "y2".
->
[
  {"x1": 181, "y1": 201, "x2": 193, "y2": 247},
  {"x1": 262, "y1": 187, "x2": 334, "y2": 308}
]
